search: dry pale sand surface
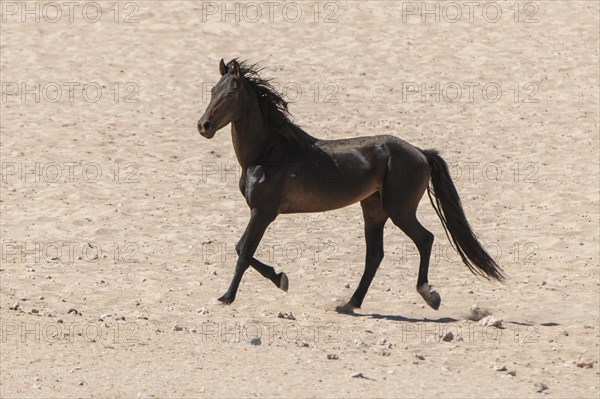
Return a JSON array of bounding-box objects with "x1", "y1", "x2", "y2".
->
[{"x1": 1, "y1": 1, "x2": 599, "y2": 398}]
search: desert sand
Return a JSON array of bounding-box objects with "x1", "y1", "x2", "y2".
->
[{"x1": 1, "y1": 1, "x2": 599, "y2": 397}]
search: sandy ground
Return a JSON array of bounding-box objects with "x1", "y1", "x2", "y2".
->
[{"x1": 1, "y1": 1, "x2": 599, "y2": 398}]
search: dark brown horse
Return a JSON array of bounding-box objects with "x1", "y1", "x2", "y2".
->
[{"x1": 197, "y1": 59, "x2": 504, "y2": 313}]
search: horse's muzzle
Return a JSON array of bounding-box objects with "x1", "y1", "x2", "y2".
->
[{"x1": 197, "y1": 118, "x2": 215, "y2": 139}]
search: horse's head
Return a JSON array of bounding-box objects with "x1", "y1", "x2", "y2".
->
[{"x1": 197, "y1": 59, "x2": 243, "y2": 139}]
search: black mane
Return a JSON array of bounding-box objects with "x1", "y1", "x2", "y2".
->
[{"x1": 227, "y1": 59, "x2": 318, "y2": 149}]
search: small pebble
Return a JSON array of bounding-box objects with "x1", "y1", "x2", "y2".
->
[
  {"x1": 415, "y1": 354, "x2": 425, "y2": 361},
  {"x1": 576, "y1": 356, "x2": 594, "y2": 368},
  {"x1": 172, "y1": 324, "x2": 183, "y2": 332},
  {"x1": 196, "y1": 307, "x2": 209, "y2": 315},
  {"x1": 9, "y1": 302, "x2": 19, "y2": 311},
  {"x1": 327, "y1": 354, "x2": 339, "y2": 360},
  {"x1": 351, "y1": 372, "x2": 365, "y2": 379},
  {"x1": 493, "y1": 364, "x2": 507, "y2": 371},
  {"x1": 277, "y1": 312, "x2": 296, "y2": 320},
  {"x1": 248, "y1": 337, "x2": 261, "y2": 345},
  {"x1": 479, "y1": 315, "x2": 503, "y2": 328},
  {"x1": 441, "y1": 331, "x2": 454, "y2": 342},
  {"x1": 534, "y1": 382, "x2": 549, "y2": 393},
  {"x1": 344, "y1": 283, "x2": 350, "y2": 288}
]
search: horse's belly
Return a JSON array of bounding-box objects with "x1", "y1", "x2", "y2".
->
[{"x1": 278, "y1": 175, "x2": 380, "y2": 213}]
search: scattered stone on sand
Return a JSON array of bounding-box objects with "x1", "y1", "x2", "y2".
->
[
  {"x1": 534, "y1": 382, "x2": 549, "y2": 393},
  {"x1": 576, "y1": 355, "x2": 594, "y2": 368},
  {"x1": 299, "y1": 342, "x2": 309, "y2": 348},
  {"x1": 138, "y1": 393, "x2": 155, "y2": 399},
  {"x1": 467, "y1": 304, "x2": 491, "y2": 321},
  {"x1": 354, "y1": 339, "x2": 368, "y2": 349},
  {"x1": 415, "y1": 354, "x2": 425, "y2": 361},
  {"x1": 344, "y1": 283, "x2": 350, "y2": 288},
  {"x1": 327, "y1": 354, "x2": 339, "y2": 360},
  {"x1": 559, "y1": 330, "x2": 569, "y2": 336},
  {"x1": 441, "y1": 331, "x2": 454, "y2": 342},
  {"x1": 351, "y1": 372, "x2": 366, "y2": 379},
  {"x1": 67, "y1": 308, "x2": 80, "y2": 315},
  {"x1": 30, "y1": 309, "x2": 39, "y2": 314},
  {"x1": 506, "y1": 370, "x2": 517, "y2": 376},
  {"x1": 248, "y1": 337, "x2": 261, "y2": 345},
  {"x1": 172, "y1": 324, "x2": 183, "y2": 332},
  {"x1": 479, "y1": 315, "x2": 503, "y2": 328},
  {"x1": 277, "y1": 311, "x2": 296, "y2": 320},
  {"x1": 196, "y1": 307, "x2": 209, "y2": 315},
  {"x1": 9, "y1": 302, "x2": 19, "y2": 311},
  {"x1": 371, "y1": 346, "x2": 391, "y2": 356},
  {"x1": 493, "y1": 364, "x2": 507, "y2": 371}
]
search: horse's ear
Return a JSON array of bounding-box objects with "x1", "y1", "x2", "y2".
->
[
  {"x1": 219, "y1": 59, "x2": 227, "y2": 76},
  {"x1": 231, "y1": 60, "x2": 241, "y2": 78}
]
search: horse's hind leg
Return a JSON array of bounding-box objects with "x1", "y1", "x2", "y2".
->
[
  {"x1": 382, "y1": 155, "x2": 440, "y2": 310},
  {"x1": 390, "y1": 212, "x2": 439, "y2": 310},
  {"x1": 336, "y1": 194, "x2": 388, "y2": 314}
]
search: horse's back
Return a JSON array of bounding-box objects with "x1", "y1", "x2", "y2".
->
[{"x1": 315, "y1": 134, "x2": 428, "y2": 166}]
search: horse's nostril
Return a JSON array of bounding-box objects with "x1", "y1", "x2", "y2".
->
[{"x1": 203, "y1": 121, "x2": 211, "y2": 131}]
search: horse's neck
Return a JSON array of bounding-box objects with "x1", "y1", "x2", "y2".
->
[{"x1": 231, "y1": 97, "x2": 272, "y2": 169}]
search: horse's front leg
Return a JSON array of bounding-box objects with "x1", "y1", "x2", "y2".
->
[{"x1": 218, "y1": 208, "x2": 276, "y2": 304}]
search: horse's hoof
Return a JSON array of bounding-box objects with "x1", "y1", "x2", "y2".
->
[
  {"x1": 217, "y1": 294, "x2": 234, "y2": 305},
  {"x1": 278, "y1": 272, "x2": 289, "y2": 292},
  {"x1": 335, "y1": 302, "x2": 356, "y2": 315},
  {"x1": 428, "y1": 290, "x2": 441, "y2": 310}
]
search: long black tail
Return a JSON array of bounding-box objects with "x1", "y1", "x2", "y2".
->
[{"x1": 422, "y1": 149, "x2": 505, "y2": 281}]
